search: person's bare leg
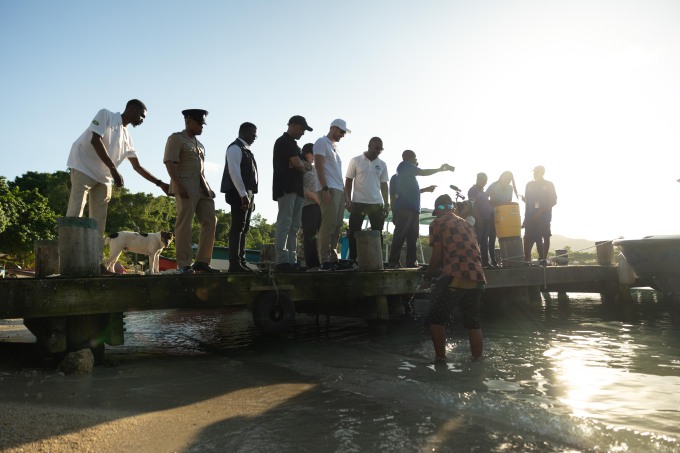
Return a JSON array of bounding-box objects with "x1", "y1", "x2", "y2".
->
[
  {"x1": 523, "y1": 237, "x2": 533, "y2": 262},
  {"x1": 430, "y1": 324, "x2": 447, "y2": 362},
  {"x1": 536, "y1": 239, "x2": 545, "y2": 261},
  {"x1": 468, "y1": 328, "x2": 483, "y2": 360},
  {"x1": 543, "y1": 236, "x2": 551, "y2": 260}
]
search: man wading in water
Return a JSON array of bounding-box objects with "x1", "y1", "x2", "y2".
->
[{"x1": 423, "y1": 194, "x2": 486, "y2": 362}]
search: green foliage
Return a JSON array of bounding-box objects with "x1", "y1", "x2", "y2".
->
[
  {"x1": 0, "y1": 178, "x2": 56, "y2": 266},
  {"x1": 106, "y1": 188, "x2": 176, "y2": 234},
  {"x1": 10, "y1": 170, "x2": 71, "y2": 216},
  {"x1": 246, "y1": 213, "x2": 275, "y2": 249}
]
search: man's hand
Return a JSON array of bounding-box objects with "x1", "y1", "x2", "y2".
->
[
  {"x1": 440, "y1": 164, "x2": 455, "y2": 172},
  {"x1": 159, "y1": 182, "x2": 170, "y2": 195},
  {"x1": 241, "y1": 195, "x2": 251, "y2": 211},
  {"x1": 321, "y1": 190, "x2": 331, "y2": 204},
  {"x1": 422, "y1": 185, "x2": 437, "y2": 193},
  {"x1": 111, "y1": 168, "x2": 124, "y2": 187}
]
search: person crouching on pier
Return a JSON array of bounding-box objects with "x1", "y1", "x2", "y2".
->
[{"x1": 423, "y1": 194, "x2": 486, "y2": 363}]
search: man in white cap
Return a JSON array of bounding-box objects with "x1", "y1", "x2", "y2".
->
[{"x1": 314, "y1": 118, "x2": 351, "y2": 271}]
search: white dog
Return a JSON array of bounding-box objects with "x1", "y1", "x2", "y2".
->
[{"x1": 104, "y1": 231, "x2": 174, "y2": 274}]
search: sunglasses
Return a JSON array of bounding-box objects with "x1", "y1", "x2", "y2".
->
[{"x1": 436, "y1": 203, "x2": 454, "y2": 210}]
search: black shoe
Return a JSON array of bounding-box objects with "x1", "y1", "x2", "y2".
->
[
  {"x1": 228, "y1": 263, "x2": 252, "y2": 273},
  {"x1": 319, "y1": 262, "x2": 336, "y2": 271},
  {"x1": 99, "y1": 264, "x2": 117, "y2": 276},
  {"x1": 191, "y1": 262, "x2": 221, "y2": 273},
  {"x1": 275, "y1": 263, "x2": 299, "y2": 272},
  {"x1": 179, "y1": 266, "x2": 195, "y2": 275}
]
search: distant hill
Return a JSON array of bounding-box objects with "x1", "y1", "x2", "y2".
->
[{"x1": 550, "y1": 235, "x2": 601, "y2": 253}]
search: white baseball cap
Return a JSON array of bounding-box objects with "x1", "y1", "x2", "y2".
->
[{"x1": 330, "y1": 118, "x2": 351, "y2": 133}]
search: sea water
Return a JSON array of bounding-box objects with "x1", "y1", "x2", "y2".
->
[{"x1": 114, "y1": 289, "x2": 680, "y2": 452}]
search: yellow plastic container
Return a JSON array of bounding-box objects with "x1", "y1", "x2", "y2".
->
[{"x1": 494, "y1": 203, "x2": 521, "y2": 238}]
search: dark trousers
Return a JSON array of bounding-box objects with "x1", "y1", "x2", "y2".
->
[
  {"x1": 227, "y1": 192, "x2": 253, "y2": 265},
  {"x1": 301, "y1": 203, "x2": 321, "y2": 268},
  {"x1": 347, "y1": 203, "x2": 385, "y2": 261},
  {"x1": 474, "y1": 217, "x2": 491, "y2": 266},
  {"x1": 488, "y1": 211, "x2": 497, "y2": 265},
  {"x1": 388, "y1": 208, "x2": 420, "y2": 266}
]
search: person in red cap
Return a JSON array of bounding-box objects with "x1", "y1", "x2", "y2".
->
[
  {"x1": 163, "y1": 109, "x2": 220, "y2": 274},
  {"x1": 423, "y1": 193, "x2": 486, "y2": 362}
]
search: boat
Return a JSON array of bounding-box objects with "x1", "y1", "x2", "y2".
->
[{"x1": 613, "y1": 235, "x2": 680, "y2": 302}]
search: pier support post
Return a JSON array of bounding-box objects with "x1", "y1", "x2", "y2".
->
[
  {"x1": 496, "y1": 236, "x2": 532, "y2": 304},
  {"x1": 25, "y1": 240, "x2": 67, "y2": 353},
  {"x1": 34, "y1": 240, "x2": 59, "y2": 278}
]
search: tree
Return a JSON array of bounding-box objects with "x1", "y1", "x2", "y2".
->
[
  {"x1": 0, "y1": 179, "x2": 56, "y2": 267},
  {"x1": 10, "y1": 171, "x2": 71, "y2": 216}
]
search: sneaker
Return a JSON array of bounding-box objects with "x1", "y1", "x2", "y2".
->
[
  {"x1": 306, "y1": 266, "x2": 319, "y2": 272},
  {"x1": 337, "y1": 261, "x2": 359, "y2": 271},
  {"x1": 319, "y1": 262, "x2": 336, "y2": 271},
  {"x1": 179, "y1": 266, "x2": 195, "y2": 275},
  {"x1": 191, "y1": 262, "x2": 221, "y2": 273},
  {"x1": 385, "y1": 262, "x2": 402, "y2": 270}
]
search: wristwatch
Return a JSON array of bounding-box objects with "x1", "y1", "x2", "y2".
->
[{"x1": 322, "y1": 186, "x2": 329, "y2": 191}]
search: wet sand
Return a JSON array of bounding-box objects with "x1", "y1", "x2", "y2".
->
[{"x1": 0, "y1": 323, "x2": 319, "y2": 453}]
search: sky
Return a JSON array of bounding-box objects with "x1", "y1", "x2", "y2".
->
[{"x1": 1, "y1": 0, "x2": 679, "y2": 243}]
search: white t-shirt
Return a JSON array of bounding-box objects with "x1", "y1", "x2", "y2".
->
[
  {"x1": 66, "y1": 109, "x2": 138, "y2": 184},
  {"x1": 345, "y1": 154, "x2": 388, "y2": 204},
  {"x1": 313, "y1": 135, "x2": 343, "y2": 191}
]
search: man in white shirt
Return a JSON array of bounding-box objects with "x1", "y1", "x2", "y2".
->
[
  {"x1": 344, "y1": 137, "x2": 389, "y2": 266},
  {"x1": 66, "y1": 100, "x2": 169, "y2": 255},
  {"x1": 314, "y1": 118, "x2": 351, "y2": 271},
  {"x1": 220, "y1": 122, "x2": 258, "y2": 273}
]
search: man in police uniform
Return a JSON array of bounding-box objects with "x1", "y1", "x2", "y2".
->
[{"x1": 163, "y1": 109, "x2": 220, "y2": 274}]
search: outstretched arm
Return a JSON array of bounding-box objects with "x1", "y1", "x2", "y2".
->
[
  {"x1": 417, "y1": 163, "x2": 454, "y2": 177},
  {"x1": 129, "y1": 157, "x2": 169, "y2": 194}
]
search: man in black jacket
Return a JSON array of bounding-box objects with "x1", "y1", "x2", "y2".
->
[{"x1": 221, "y1": 122, "x2": 259, "y2": 273}]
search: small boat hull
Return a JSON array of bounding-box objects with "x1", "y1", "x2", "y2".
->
[{"x1": 614, "y1": 235, "x2": 680, "y2": 299}]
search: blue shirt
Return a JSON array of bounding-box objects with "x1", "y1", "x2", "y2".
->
[{"x1": 391, "y1": 161, "x2": 420, "y2": 212}]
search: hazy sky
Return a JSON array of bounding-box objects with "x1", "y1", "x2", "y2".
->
[{"x1": 2, "y1": 0, "x2": 678, "y2": 243}]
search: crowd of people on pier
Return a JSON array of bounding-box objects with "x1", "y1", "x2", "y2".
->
[{"x1": 64, "y1": 99, "x2": 558, "y2": 361}]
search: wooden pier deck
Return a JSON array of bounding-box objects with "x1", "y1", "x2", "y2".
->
[
  {"x1": 0, "y1": 265, "x2": 620, "y2": 320},
  {"x1": 0, "y1": 265, "x2": 625, "y2": 361}
]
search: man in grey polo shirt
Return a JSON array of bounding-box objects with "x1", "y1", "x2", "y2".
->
[{"x1": 314, "y1": 118, "x2": 351, "y2": 271}]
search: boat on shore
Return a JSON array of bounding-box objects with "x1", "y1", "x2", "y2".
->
[{"x1": 614, "y1": 235, "x2": 680, "y2": 303}]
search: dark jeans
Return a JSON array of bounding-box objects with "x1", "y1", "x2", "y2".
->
[
  {"x1": 474, "y1": 216, "x2": 491, "y2": 266},
  {"x1": 488, "y1": 211, "x2": 497, "y2": 265},
  {"x1": 388, "y1": 208, "x2": 420, "y2": 266},
  {"x1": 347, "y1": 202, "x2": 385, "y2": 261},
  {"x1": 227, "y1": 191, "x2": 253, "y2": 265},
  {"x1": 301, "y1": 203, "x2": 321, "y2": 268}
]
